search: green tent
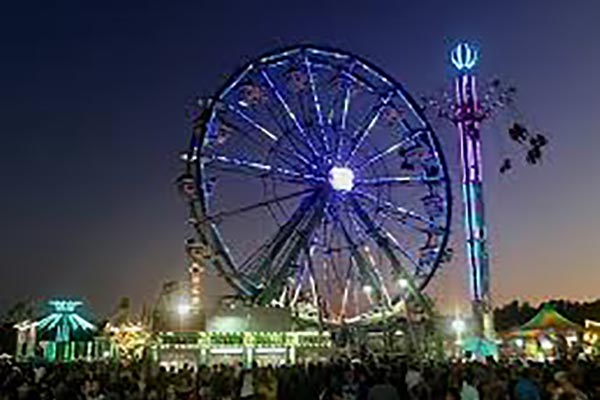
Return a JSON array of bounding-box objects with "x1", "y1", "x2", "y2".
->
[
  {"x1": 520, "y1": 304, "x2": 580, "y2": 331},
  {"x1": 505, "y1": 304, "x2": 581, "y2": 338},
  {"x1": 460, "y1": 336, "x2": 498, "y2": 358}
]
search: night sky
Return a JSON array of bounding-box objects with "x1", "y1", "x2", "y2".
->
[{"x1": 1, "y1": 1, "x2": 599, "y2": 316}]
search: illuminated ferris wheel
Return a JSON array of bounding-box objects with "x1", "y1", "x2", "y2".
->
[{"x1": 180, "y1": 46, "x2": 452, "y2": 326}]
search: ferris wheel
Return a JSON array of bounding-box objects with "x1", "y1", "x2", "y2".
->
[{"x1": 180, "y1": 46, "x2": 452, "y2": 326}]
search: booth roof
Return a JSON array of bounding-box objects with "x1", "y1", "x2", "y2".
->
[{"x1": 505, "y1": 304, "x2": 581, "y2": 337}]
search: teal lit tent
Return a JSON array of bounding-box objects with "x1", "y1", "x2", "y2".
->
[
  {"x1": 35, "y1": 300, "x2": 96, "y2": 362},
  {"x1": 460, "y1": 336, "x2": 498, "y2": 359}
]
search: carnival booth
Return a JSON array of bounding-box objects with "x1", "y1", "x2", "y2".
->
[
  {"x1": 503, "y1": 304, "x2": 581, "y2": 361},
  {"x1": 15, "y1": 300, "x2": 97, "y2": 362},
  {"x1": 582, "y1": 320, "x2": 600, "y2": 356}
]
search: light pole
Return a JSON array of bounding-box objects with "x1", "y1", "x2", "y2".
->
[
  {"x1": 452, "y1": 317, "x2": 466, "y2": 358},
  {"x1": 452, "y1": 318, "x2": 466, "y2": 343}
]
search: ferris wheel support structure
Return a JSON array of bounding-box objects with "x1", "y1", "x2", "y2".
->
[{"x1": 450, "y1": 43, "x2": 494, "y2": 339}]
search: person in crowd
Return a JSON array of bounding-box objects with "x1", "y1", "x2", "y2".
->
[
  {"x1": 460, "y1": 371, "x2": 480, "y2": 400},
  {"x1": 552, "y1": 371, "x2": 589, "y2": 400},
  {"x1": 446, "y1": 386, "x2": 461, "y2": 400},
  {"x1": 239, "y1": 366, "x2": 255, "y2": 400},
  {"x1": 515, "y1": 367, "x2": 541, "y2": 400},
  {"x1": 367, "y1": 368, "x2": 400, "y2": 400}
]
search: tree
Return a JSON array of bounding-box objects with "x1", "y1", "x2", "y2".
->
[
  {"x1": 0, "y1": 298, "x2": 38, "y2": 356},
  {"x1": 1, "y1": 298, "x2": 37, "y2": 324}
]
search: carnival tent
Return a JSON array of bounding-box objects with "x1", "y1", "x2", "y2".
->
[
  {"x1": 460, "y1": 336, "x2": 498, "y2": 358},
  {"x1": 505, "y1": 304, "x2": 581, "y2": 337}
]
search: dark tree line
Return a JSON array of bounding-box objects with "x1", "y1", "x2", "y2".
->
[
  {"x1": 494, "y1": 299, "x2": 600, "y2": 332},
  {"x1": 0, "y1": 298, "x2": 37, "y2": 355}
]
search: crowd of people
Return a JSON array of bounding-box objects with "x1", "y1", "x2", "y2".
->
[{"x1": 1, "y1": 356, "x2": 600, "y2": 400}]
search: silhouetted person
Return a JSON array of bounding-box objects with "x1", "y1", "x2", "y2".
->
[
  {"x1": 509, "y1": 123, "x2": 529, "y2": 143},
  {"x1": 500, "y1": 158, "x2": 512, "y2": 174}
]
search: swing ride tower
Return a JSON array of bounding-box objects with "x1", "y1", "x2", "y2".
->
[{"x1": 450, "y1": 43, "x2": 494, "y2": 338}]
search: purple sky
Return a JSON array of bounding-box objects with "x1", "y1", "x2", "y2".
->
[{"x1": 1, "y1": 0, "x2": 599, "y2": 316}]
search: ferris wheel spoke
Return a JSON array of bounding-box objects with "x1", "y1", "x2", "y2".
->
[
  {"x1": 374, "y1": 202, "x2": 441, "y2": 237},
  {"x1": 347, "y1": 208, "x2": 371, "y2": 244},
  {"x1": 222, "y1": 103, "x2": 314, "y2": 170},
  {"x1": 330, "y1": 65, "x2": 357, "y2": 161},
  {"x1": 324, "y1": 206, "x2": 351, "y2": 283},
  {"x1": 304, "y1": 246, "x2": 323, "y2": 314},
  {"x1": 289, "y1": 263, "x2": 307, "y2": 308},
  {"x1": 225, "y1": 102, "x2": 279, "y2": 141},
  {"x1": 353, "y1": 280, "x2": 361, "y2": 318},
  {"x1": 348, "y1": 196, "x2": 422, "y2": 296},
  {"x1": 303, "y1": 53, "x2": 329, "y2": 154},
  {"x1": 264, "y1": 103, "x2": 321, "y2": 170},
  {"x1": 376, "y1": 220, "x2": 423, "y2": 274},
  {"x1": 345, "y1": 93, "x2": 393, "y2": 162},
  {"x1": 349, "y1": 204, "x2": 422, "y2": 278},
  {"x1": 347, "y1": 212, "x2": 393, "y2": 307},
  {"x1": 323, "y1": 252, "x2": 341, "y2": 302},
  {"x1": 354, "y1": 128, "x2": 427, "y2": 171},
  {"x1": 215, "y1": 116, "x2": 310, "y2": 175},
  {"x1": 340, "y1": 257, "x2": 354, "y2": 320},
  {"x1": 259, "y1": 70, "x2": 321, "y2": 159},
  {"x1": 321, "y1": 209, "x2": 346, "y2": 291},
  {"x1": 340, "y1": 73, "x2": 353, "y2": 131},
  {"x1": 328, "y1": 205, "x2": 382, "y2": 300},
  {"x1": 261, "y1": 102, "x2": 318, "y2": 169},
  {"x1": 201, "y1": 187, "x2": 316, "y2": 224},
  {"x1": 203, "y1": 154, "x2": 324, "y2": 185},
  {"x1": 352, "y1": 189, "x2": 443, "y2": 233},
  {"x1": 333, "y1": 84, "x2": 352, "y2": 162},
  {"x1": 372, "y1": 266, "x2": 392, "y2": 308},
  {"x1": 354, "y1": 175, "x2": 441, "y2": 187}
]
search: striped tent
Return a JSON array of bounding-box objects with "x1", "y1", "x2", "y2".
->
[{"x1": 505, "y1": 304, "x2": 581, "y2": 337}]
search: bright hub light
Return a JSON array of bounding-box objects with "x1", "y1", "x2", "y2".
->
[
  {"x1": 451, "y1": 318, "x2": 466, "y2": 334},
  {"x1": 362, "y1": 285, "x2": 373, "y2": 294},
  {"x1": 177, "y1": 303, "x2": 191, "y2": 316},
  {"x1": 329, "y1": 167, "x2": 355, "y2": 192},
  {"x1": 398, "y1": 278, "x2": 409, "y2": 289}
]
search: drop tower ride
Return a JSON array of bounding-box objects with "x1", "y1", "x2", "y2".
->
[{"x1": 450, "y1": 43, "x2": 494, "y2": 338}]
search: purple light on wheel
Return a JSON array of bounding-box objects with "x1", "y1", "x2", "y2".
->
[{"x1": 329, "y1": 166, "x2": 355, "y2": 191}]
